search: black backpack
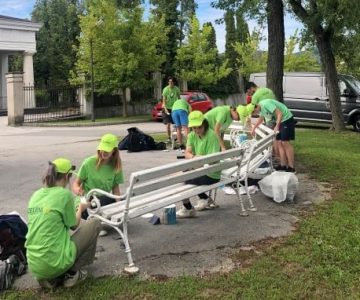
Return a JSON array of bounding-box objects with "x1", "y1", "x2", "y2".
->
[
  {"x1": 0, "y1": 215, "x2": 27, "y2": 291},
  {"x1": 122, "y1": 127, "x2": 157, "y2": 152}
]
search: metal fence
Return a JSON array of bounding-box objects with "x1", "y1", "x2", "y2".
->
[{"x1": 23, "y1": 85, "x2": 83, "y2": 123}]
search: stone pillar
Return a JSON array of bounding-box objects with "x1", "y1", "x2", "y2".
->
[
  {"x1": 0, "y1": 54, "x2": 9, "y2": 109},
  {"x1": 23, "y1": 51, "x2": 35, "y2": 108},
  {"x1": 153, "y1": 71, "x2": 162, "y2": 100},
  {"x1": 178, "y1": 79, "x2": 188, "y2": 92},
  {"x1": 79, "y1": 83, "x2": 91, "y2": 117},
  {"x1": 6, "y1": 73, "x2": 24, "y2": 126}
]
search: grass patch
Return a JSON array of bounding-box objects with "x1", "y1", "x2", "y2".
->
[{"x1": 4, "y1": 128, "x2": 360, "y2": 299}]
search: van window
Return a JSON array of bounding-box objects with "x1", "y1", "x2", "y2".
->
[{"x1": 285, "y1": 76, "x2": 323, "y2": 97}]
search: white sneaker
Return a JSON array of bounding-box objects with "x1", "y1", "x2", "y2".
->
[
  {"x1": 99, "y1": 229, "x2": 108, "y2": 237},
  {"x1": 176, "y1": 207, "x2": 196, "y2": 218},
  {"x1": 63, "y1": 269, "x2": 88, "y2": 288},
  {"x1": 194, "y1": 199, "x2": 209, "y2": 211}
]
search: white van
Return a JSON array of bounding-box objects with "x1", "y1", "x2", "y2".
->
[{"x1": 249, "y1": 72, "x2": 360, "y2": 132}]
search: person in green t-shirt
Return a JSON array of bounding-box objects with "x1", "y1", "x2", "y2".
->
[
  {"x1": 246, "y1": 82, "x2": 276, "y2": 105},
  {"x1": 176, "y1": 111, "x2": 221, "y2": 219},
  {"x1": 171, "y1": 97, "x2": 191, "y2": 149},
  {"x1": 205, "y1": 105, "x2": 240, "y2": 152},
  {"x1": 162, "y1": 77, "x2": 181, "y2": 142},
  {"x1": 25, "y1": 158, "x2": 101, "y2": 289},
  {"x1": 251, "y1": 99, "x2": 296, "y2": 172},
  {"x1": 72, "y1": 133, "x2": 124, "y2": 235}
]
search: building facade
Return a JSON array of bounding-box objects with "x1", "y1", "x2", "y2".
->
[{"x1": 0, "y1": 15, "x2": 41, "y2": 110}]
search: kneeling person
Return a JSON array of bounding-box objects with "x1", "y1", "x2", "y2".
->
[
  {"x1": 25, "y1": 158, "x2": 101, "y2": 289},
  {"x1": 177, "y1": 111, "x2": 221, "y2": 218}
]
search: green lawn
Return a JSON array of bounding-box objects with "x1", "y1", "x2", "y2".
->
[
  {"x1": 4, "y1": 128, "x2": 360, "y2": 299},
  {"x1": 42, "y1": 115, "x2": 153, "y2": 126}
]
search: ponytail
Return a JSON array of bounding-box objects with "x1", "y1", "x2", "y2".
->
[{"x1": 42, "y1": 162, "x2": 66, "y2": 187}]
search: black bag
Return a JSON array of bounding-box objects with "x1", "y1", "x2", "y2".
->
[
  {"x1": 126, "y1": 127, "x2": 157, "y2": 152},
  {"x1": 0, "y1": 215, "x2": 27, "y2": 262},
  {"x1": 118, "y1": 135, "x2": 129, "y2": 150}
]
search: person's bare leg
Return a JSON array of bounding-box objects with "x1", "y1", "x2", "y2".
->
[
  {"x1": 166, "y1": 123, "x2": 171, "y2": 140},
  {"x1": 282, "y1": 141, "x2": 294, "y2": 168},
  {"x1": 177, "y1": 127, "x2": 182, "y2": 145},
  {"x1": 277, "y1": 141, "x2": 287, "y2": 167}
]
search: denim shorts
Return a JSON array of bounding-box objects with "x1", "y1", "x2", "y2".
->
[{"x1": 171, "y1": 109, "x2": 188, "y2": 127}]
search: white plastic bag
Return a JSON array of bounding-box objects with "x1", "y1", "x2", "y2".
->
[{"x1": 258, "y1": 171, "x2": 299, "y2": 203}]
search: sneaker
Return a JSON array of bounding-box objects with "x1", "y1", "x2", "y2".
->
[
  {"x1": 194, "y1": 199, "x2": 208, "y2": 211},
  {"x1": 286, "y1": 166, "x2": 296, "y2": 173},
  {"x1": 63, "y1": 270, "x2": 88, "y2": 288},
  {"x1": 99, "y1": 229, "x2": 108, "y2": 237},
  {"x1": 274, "y1": 165, "x2": 287, "y2": 171},
  {"x1": 176, "y1": 207, "x2": 196, "y2": 218}
]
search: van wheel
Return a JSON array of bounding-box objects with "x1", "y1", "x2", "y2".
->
[{"x1": 353, "y1": 115, "x2": 360, "y2": 132}]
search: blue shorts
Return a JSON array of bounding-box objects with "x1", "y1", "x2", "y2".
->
[
  {"x1": 276, "y1": 117, "x2": 295, "y2": 141},
  {"x1": 171, "y1": 109, "x2": 188, "y2": 127}
]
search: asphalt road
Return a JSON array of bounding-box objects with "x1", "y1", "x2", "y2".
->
[{"x1": 0, "y1": 116, "x2": 327, "y2": 289}]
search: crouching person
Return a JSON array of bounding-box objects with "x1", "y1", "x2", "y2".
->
[
  {"x1": 25, "y1": 158, "x2": 101, "y2": 289},
  {"x1": 176, "y1": 111, "x2": 221, "y2": 218}
]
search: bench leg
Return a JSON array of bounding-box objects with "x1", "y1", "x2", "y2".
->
[
  {"x1": 122, "y1": 219, "x2": 139, "y2": 274},
  {"x1": 89, "y1": 214, "x2": 139, "y2": 274},
  {"x1": 244, "y1": 176, "x2": 257, "y2": 212},
  {"x1": 235, "y1": 181, "x2": 249, "y2": 216}
]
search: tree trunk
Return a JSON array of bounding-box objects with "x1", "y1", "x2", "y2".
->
[
  {"x1": 266, "y1": 0, "x2": 284, "y2": 102},
  {"x1": 313, "y1": 28, "x2": 345, "y2": 131}
]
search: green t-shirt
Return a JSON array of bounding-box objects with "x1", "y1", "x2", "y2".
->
[
  {"x1": 78, "y1": 156, "x2": 124, "y2": 194},
  {"x1": 25, "y1": 187, "x2": 77, "y2": 280},
  {"x1": 172, "y1": 98, "x2": 190, "y2": 112},
  {"x1": 204, "y1": 106, "x2": 233, "y2": 132},
  {"x1": 259, "y1": 99, "x2": 293, "y2": 122},
  {"x1": 162, "y1": 85, "x2": 181, "y2": 109},
  {"x1": 186, "y1": 129, "x2": 221, "y2": 179},
  {"x1": 251, "y1": 87, "x2": 276, "y2": 105}
]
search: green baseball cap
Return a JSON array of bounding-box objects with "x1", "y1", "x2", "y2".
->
[
  {"x1": 236, "y1": 104, "x2": 255, "y2": 123},
  {"x1": 188, "y1": 110, "x2": 205, "y2": 127},
  {"x1": 52, "y1": 158, "x2": 75, "y2": 174},
  {"x1": 97, "y1": 133, "x2": 119, "y2": 152}
]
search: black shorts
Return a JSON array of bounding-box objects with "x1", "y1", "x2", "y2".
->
[
  {"x1": 276, "y1": 117, "x2": 295, "y2": 141},
  {"x1": 162, "y1": 109, "x2": 173, "y2": 124},
  {"x1": 185, "y1": 175, "x2": 220, "y2": 199}
]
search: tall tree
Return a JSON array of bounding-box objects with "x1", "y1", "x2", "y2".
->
[
  {"x1": 32, "y1": 0, "x2": 82, "y2": 86},
  {"x1": 287, "y1": 0, "x2": 360, "y2": 131},
  {"x1": 150, "y1": 0, "x2": 179, "y2": 77},
  {"x1": 178, "y1": 0, "x2": 197, "y2": 45},
  {"x1": 75, "y1": 0, "x2": 166, "y2": 117},
  {"x1": 234, "y1": 30, "x2": 267, "y2": 79},
  {"x1": 175, "y1": 17, "x2": 231, "y2": 89},
  {"x1": 235, "y1": 9, "x2": 249, "y2": 93},
  {"x1": 224, "y1": 10, "x2": 239, "y2": 93},
  {"x1": 212, "y1": 0, "x2": 284, "y2": 101}
]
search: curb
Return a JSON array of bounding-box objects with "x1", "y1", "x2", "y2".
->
[{"x1": 21, "y1": 119, "x2": 154, "y2": 128}]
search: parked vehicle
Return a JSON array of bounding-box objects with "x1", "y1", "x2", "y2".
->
[
  {"x1": 151, "y1": 91, "x2": 213, "y2": 121},
  {"x1": 250, "y1": 72, "x2": 360, "y2": 132}
]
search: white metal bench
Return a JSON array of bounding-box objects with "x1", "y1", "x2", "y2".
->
[{"x1": 86, "y1": 147, "x2": 249, "y2": 274}]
